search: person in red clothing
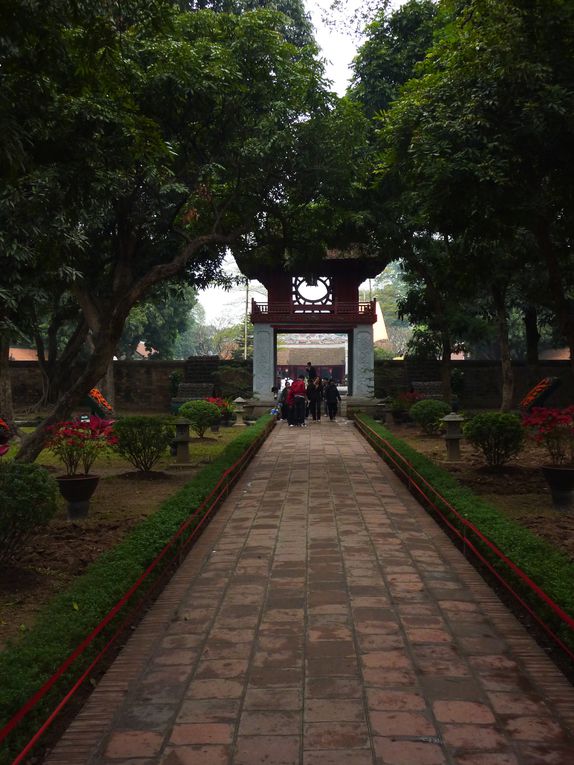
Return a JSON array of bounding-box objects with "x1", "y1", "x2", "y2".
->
[{"x1": 289, "y1": 374, "x2": 307, "y2": 427}]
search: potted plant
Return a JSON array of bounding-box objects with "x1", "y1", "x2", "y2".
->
[
  {"x1": 522, "y1": 406, "x2": 574, "y2": 511},
  {"x1": 46, "y1": 416, "x2": 116, "y2": 519}
]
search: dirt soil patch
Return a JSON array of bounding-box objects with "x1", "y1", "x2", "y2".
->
[
  {"x1": 0, "y1": 462, "x2": 198, "y2": 650},
  {"x1": 387, "y1": 422, "x2": 574, "y2": 563}
]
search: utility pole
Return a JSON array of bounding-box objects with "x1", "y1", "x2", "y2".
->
[{"x1": 244, "y1": 278, "x2": 249, "y2": 360}]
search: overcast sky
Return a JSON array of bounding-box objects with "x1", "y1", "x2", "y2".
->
[{"x1": 198, "y1": 1, "x2": 402, "y2": 324}]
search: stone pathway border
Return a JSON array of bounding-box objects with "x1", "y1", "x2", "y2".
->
[{"x1": 45, "y1": 420, "x2": 574, "y2": 764}]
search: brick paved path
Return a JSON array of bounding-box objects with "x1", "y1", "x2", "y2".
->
[{"x1": 47, "y1": 421, "x2": 574, "y2": 765}]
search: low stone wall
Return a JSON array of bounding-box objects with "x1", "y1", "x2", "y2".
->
[
  {"x1": 9, "y1": 357, "x2": 573, "y2": 412},
  {"x1": 374, "y1": 359, "x2": 574, "y2": 409},
  {"x1": 9, "y1": 358, "x2": 254, "y2": 411}
]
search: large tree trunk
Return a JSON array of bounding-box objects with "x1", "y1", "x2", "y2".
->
[
  {"x1": 15, "y1": 329, "x2": 119, "y2": 463},
  {"x1": 523, "y1": 304, "x2": 541, "y2": 387},
  {"x1": 0, "y1": 332, "x2": 15, "y2": 429},
  {"x1": 440, "y1": 330, "x2": 452, "y2": 405},
  {"x1": 524, "y1": 305, "x2": 540, "y2": 366},
  {"x1": 535, "y1": 220, "x2": 574, "y2": 377},
  {"x1": 492, "y1": 286, "x2": 514, "y2": 411}
]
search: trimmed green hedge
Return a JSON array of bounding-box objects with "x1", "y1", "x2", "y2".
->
[
  {"x1": 355, "y1": 414, "x2": 574, "y2": 652},
  {"x1": 0, "y1": 416, "x2": 273, "y2": 764}
]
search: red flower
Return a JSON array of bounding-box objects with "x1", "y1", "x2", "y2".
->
[{"x1": 522, "y1": 407, "x2": 574, "y2": 465}]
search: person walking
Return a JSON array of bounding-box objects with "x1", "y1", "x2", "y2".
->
[
  {"x1": 289, "y1": 374, "x2": 307, "y2": 427},
  {"x1": 307, "y1": 376, "x2": 323, "y2": 422},
  {"x1": 324, "y1": 378, "x2": 342, "y2": 421},
  {"x1": 305, "y1": 361, "x2": 317, "y2": 380},
  {"x1": 279, "y1": 381, "x2": 291, "y2": 421}
]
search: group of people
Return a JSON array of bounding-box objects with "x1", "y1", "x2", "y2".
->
[{"x1": 277, "y1": 361, "x2": 342, "y2": 427}]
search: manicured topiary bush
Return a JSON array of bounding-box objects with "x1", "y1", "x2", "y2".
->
[
  {"x1": 464, "y1": 412, "x2": 524, "y2": 466},
  {"x1": 0, "y1": 463, "x2": 58, "y2": 564},
  {"x1": 113, "y1": 416, "x2": 174, "y2": 472},
  {"x1": 179, "y1": 400, "x2": 221, "y2": 438},
  {"x1": 409, "y1": 399, "x2": 451, "y2": 435}
]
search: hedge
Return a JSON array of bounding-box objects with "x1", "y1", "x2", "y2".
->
[
  {"x1": 355, "y1": 414, "x2": 574, "y2": 654},
  {"x1": 0, "y1": 416, "x2": 274, "y2": 764}
]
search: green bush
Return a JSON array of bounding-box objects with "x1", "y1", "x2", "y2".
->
[
  {"x1": 179, "y1": 400, "x2": 221, "y2": 438},
  {"x1": 355, "y1": 415, "x2": 574, "y2": 653},
  {"x1": 409, "y1": 399, "x2": 451, "y2": 435},
  {"x1": 0, "y1": 416, "x2": 274, "y2": 764},
  {"x1": 464, "y1": 412, "x2": 524, "y2": 466},
  {"x1": 113, "y1": 416, "x2": 174, "y2": 472},
  {"x1": 0, "y1": 463, "x2": 58, "y2": 564}
]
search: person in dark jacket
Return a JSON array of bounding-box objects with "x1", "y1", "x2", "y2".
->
[
  {"x1": 305, "y1": 361, "x2": 317, "y2": 380},
  {"x1": 307, "y1": 376, "x2": 323, "y2": 421},
  {"x1": 279, "y1": 381, "x2": 291, "y2": 420},
  {"x1": 324, "y1": 379, "x2": 341, "y2": 421}
]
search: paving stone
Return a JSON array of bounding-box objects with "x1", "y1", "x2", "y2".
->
[
  {"x1": 233, "y1": 735, "x2": 301, "y2": 765},
  {"x1": 373, "y1": 738, "x2": 446, "y2": 765},
  {"x1": 304, "y1": 722, "x2": 370, "y2": 750},
  {"x1": 105, "y1": 730, "x2": 164, "y2": 759},
  {"x1": 432, "y1": 701, "x2": 495, "y2": 724},
  {"x1": 161, "y1": 745, "x2": 231, "y2": 765}
]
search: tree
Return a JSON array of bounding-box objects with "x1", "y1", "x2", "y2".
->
[
  {"x1": 4, "y1": 3, "x2": 330, "y2": 462},
  {"x1": 379, "y1": 0, "x2": 574, "y2": 383},
  {"x1": 118, "y1": 284, "x2": 198, "y2": 359}
]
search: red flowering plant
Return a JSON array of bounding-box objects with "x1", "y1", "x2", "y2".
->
[
  {"x1": 521, "y1": 406, "x2": 574, "y2": 466},
  {"x1": 205, "y1": 396, "x2": 235, "y2": 420},
  {"x1": 0, "y1": 418, "x2": 10, "y2": 457},
  {"x1": 46, "y1": 416, "x2": 117, "y2": 475}
]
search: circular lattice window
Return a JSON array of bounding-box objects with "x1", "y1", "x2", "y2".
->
[{"x1": 293, "y1": 277, "x2": 332, "y2": 306}]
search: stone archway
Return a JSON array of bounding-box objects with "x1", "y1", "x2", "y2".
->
[{"x1": 241, "y1": 255, "x2": 381, "y2": 409}]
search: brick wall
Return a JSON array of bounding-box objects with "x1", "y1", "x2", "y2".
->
[
  {"x1": 9, "y1": 357, "x2": 573, "y2": 411},
  {"x1": 375, "y1": 359, "x2": 574, "y2": 409},
  {"x1": 9, "y1": 358, "x2": 254, "y2": 412}
]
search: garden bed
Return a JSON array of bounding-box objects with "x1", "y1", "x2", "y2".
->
[
  {"x1": 0, "y1": 425, "x2": 248, "y2": 650},
  {"x1": 384, "y1": 420, "x2": 574, "y2": 562}
]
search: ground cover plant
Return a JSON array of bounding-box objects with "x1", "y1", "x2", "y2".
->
[
  {"x1": 356, "y1": 414, "x2": 574, "y2": 656},
  {"x1": 0, "y1": 415, "x2": 273, "y2": 764}
]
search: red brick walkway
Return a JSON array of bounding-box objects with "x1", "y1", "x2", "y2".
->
[{"x1": 46, "y1": 421, "x2": 574, "y2": 765}]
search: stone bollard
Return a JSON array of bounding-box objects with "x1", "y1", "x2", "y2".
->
[
  {"x1": 174, "y1": 419, "x2": 191, "y2": 464},
  {"x1": 441, "y1": 412, "x2": 465, "y2": 461}
]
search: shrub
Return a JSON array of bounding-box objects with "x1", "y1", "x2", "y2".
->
[
  {"x1": 113, "y1": 416, "x2": 174, "y2": 472},
  {"x1": 392, "y1": 391, "x2": 424, "y2": 412},
  {"x1": 0, "y1": 463, "x2": 58, "y2": 564},
  {"x1": 464, "y1": 412, "x2": 524, "y2": 466},
  {"x1": 409, "y1": 399, "x2": 451, "y2": 435},
  {"x1": 179, "y1": 400, "x2": 221, "y2": 438}
]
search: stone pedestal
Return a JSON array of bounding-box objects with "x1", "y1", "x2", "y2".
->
[
  {"x1": 253, "y1": 324, "x2": 275, "y2": 399},
  {"x1": 351, "y1": 326, "x2": 374, "y2": 397}
]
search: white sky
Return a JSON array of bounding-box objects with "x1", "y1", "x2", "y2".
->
[{"x1": 198, "y1": 1, "x2": 403, "y2": 325}]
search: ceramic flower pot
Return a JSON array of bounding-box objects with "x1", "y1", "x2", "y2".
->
[
  {"x1": 56, "y1": 474, "x2": 100, "y2": 520},
  {"x1": 541, "y1": 465, "x2": 574, "y2": 512}
]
